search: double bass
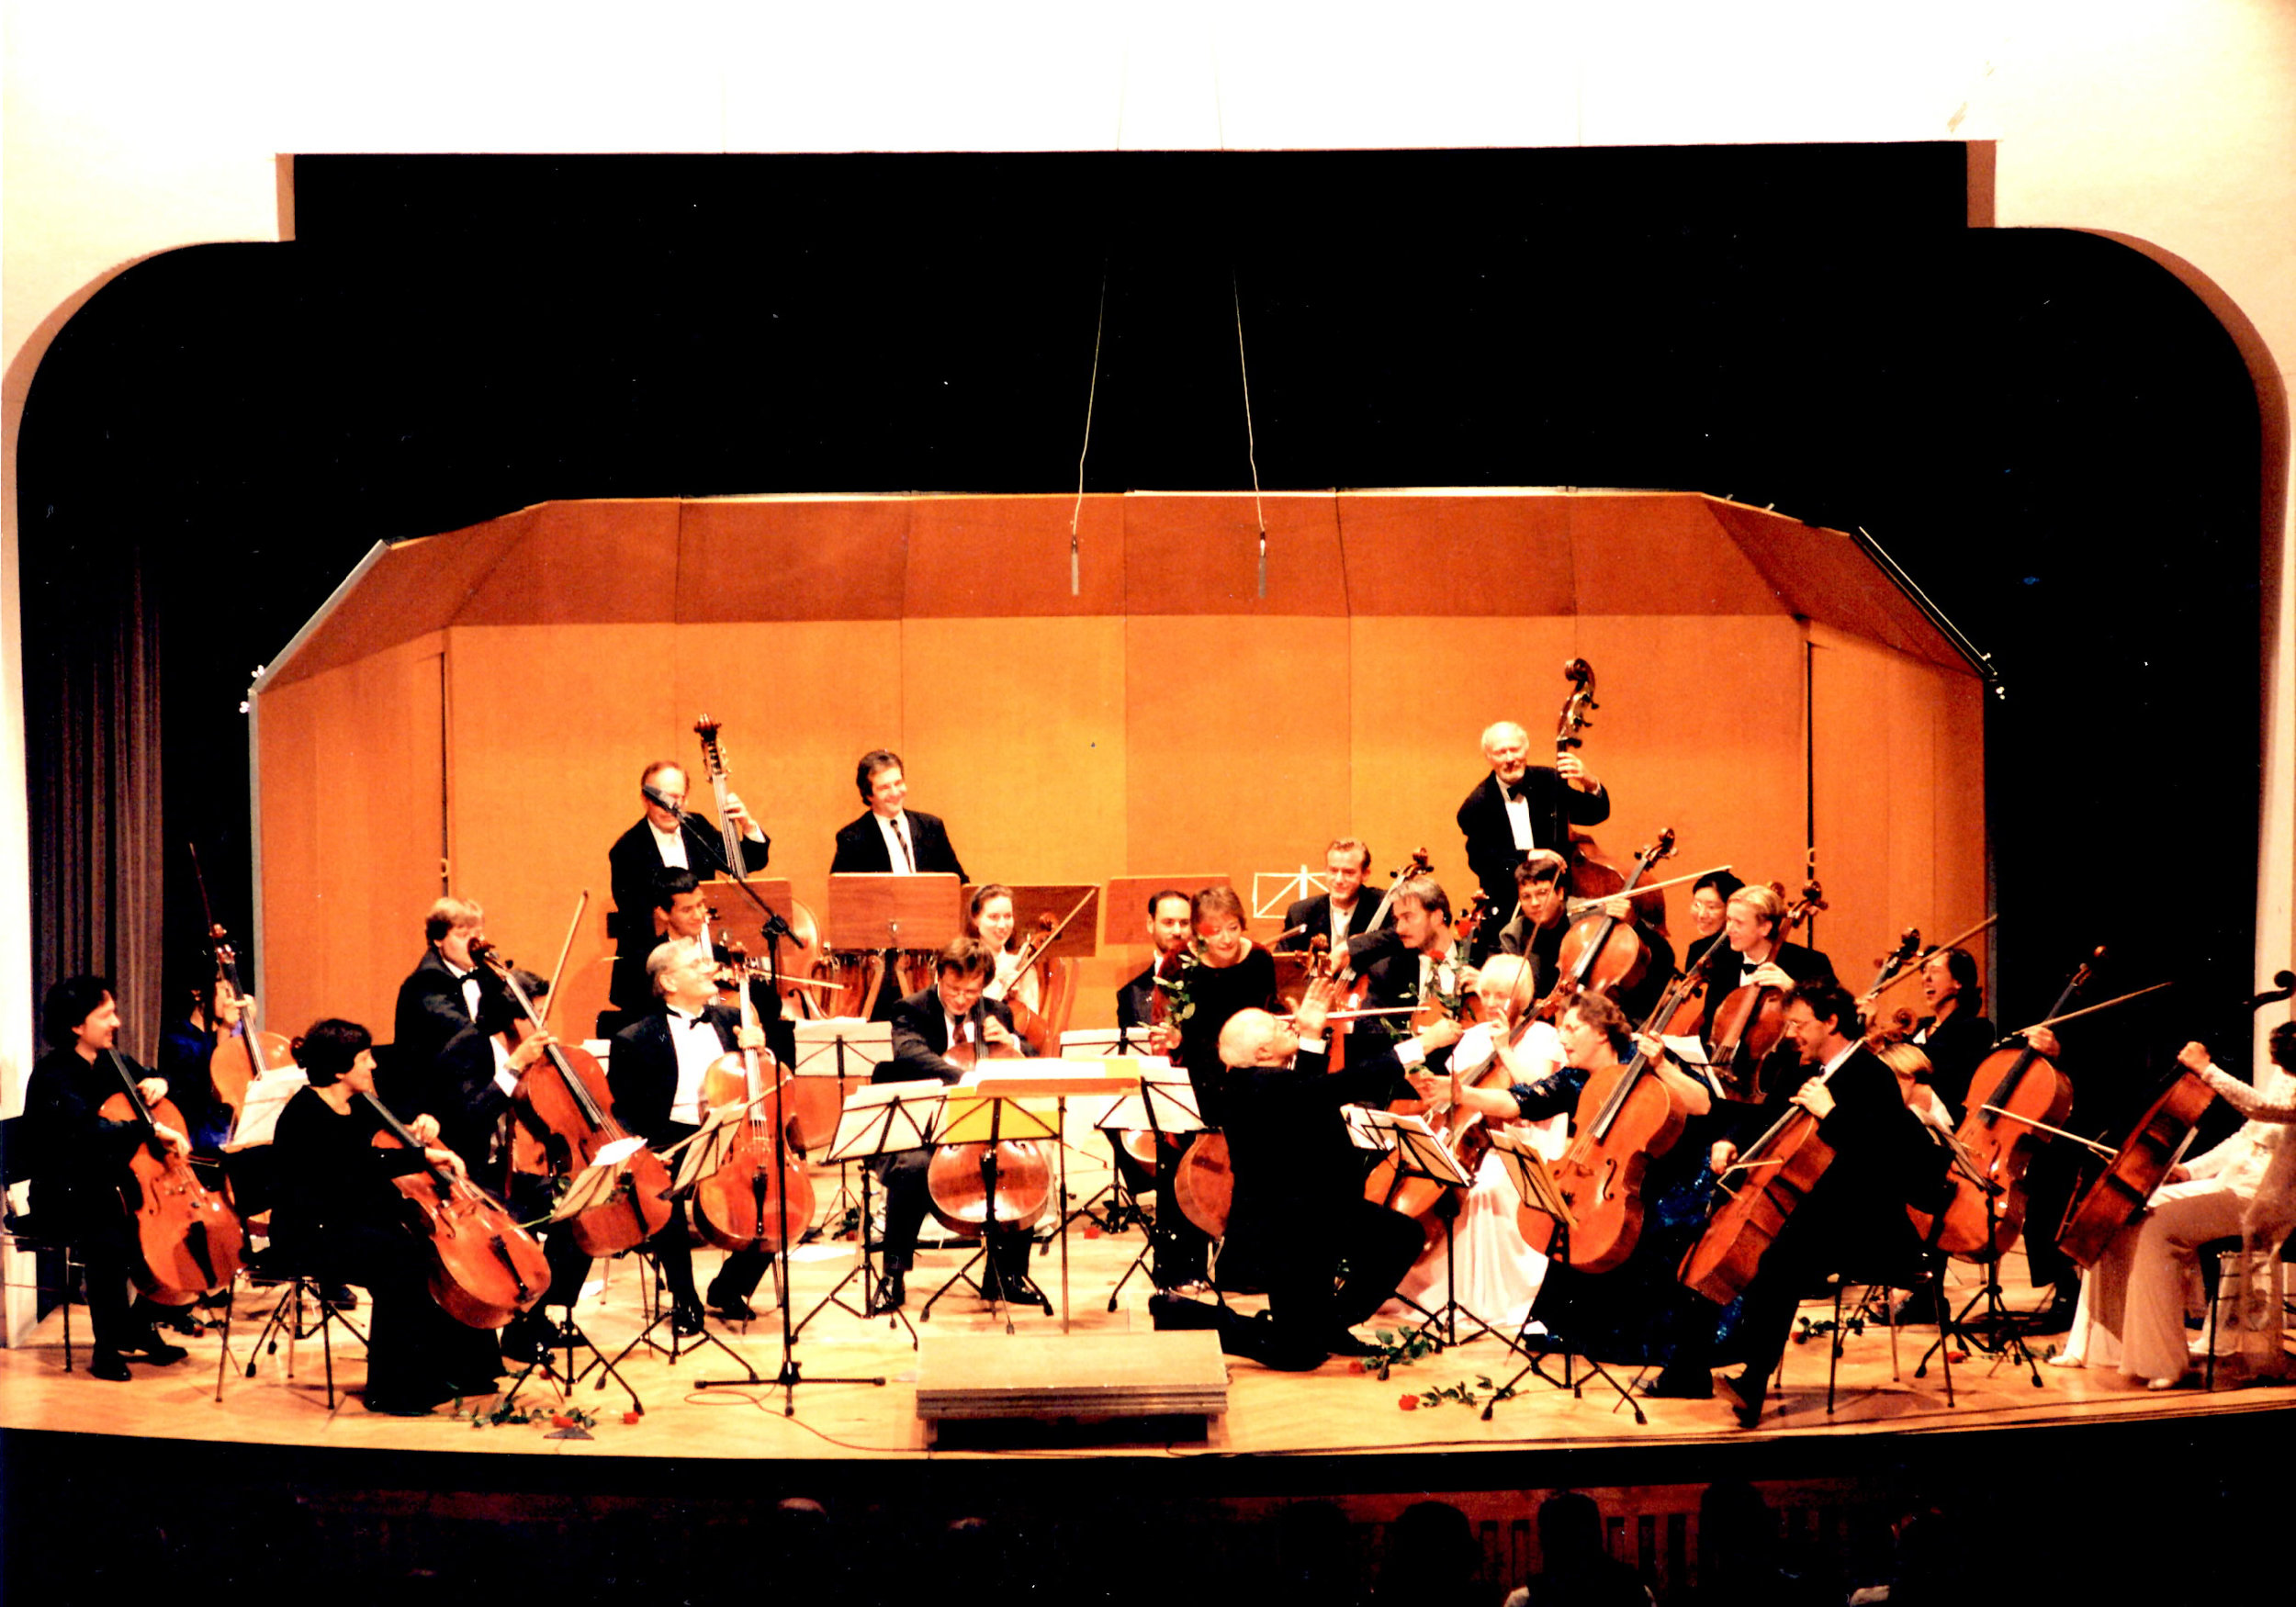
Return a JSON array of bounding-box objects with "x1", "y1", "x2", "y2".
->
[
  {"x1": 360, "y1": 1090, "x2": 551, "y2": 1329},
  {"x1": 1907, "y1": 950, "x2": 2092, "y2": 1261},
  {"x1": 98, "y1": 1049, "x2": 243, "y2": 1306},
  {"x1": 480, "y1": 943, "x2": 675, "y2": 1257},
  {"x1": 1551, "y1": 661, "x2": 1665, "y2": 932},
  {"x1": 692, "y1": 949, "x2": 816, "y2": 1253}
]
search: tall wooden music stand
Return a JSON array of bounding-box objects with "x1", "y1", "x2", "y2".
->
[
  {"x1": 1101, "y1": 874, "x2": 1232, "y2": 950},
  {"x1": 826, "y1": 872, "x2": 964, "y2": 955}
]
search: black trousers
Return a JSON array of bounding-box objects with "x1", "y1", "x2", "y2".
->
[
  {"x1": 647, "y1": 1119, "x2": 773, "y2": 1308},
  {"x1": 1255, "y1": 1199, "x2": 1424, "y2": 1342},
  {"x1": 874, "y1": 1147, "x2": 1033, "y2": 1282}
]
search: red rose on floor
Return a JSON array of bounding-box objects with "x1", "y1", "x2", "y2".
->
[
  {"x1": 1084, "y1": 1226, "x2": 1102, "y2": 1239},
  {"x1": 623, "y1": 1411, "x2": 642, "y2": 1424},
  {"x1": 1398, "y1": 1395, "x2": 1419, "y2": 1411},
  {"x1": 549, "y1": 1414, "x2": 572, "y2": 1428}
]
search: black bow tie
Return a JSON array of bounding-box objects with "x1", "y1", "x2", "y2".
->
[{"x1": 1503, "y1": 780, "x2": 1529, "y2": 801}]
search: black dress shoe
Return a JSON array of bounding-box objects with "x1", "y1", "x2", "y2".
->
[
  {"x1": 872, "y1": 1271, "x2": 906, "y2": 1311},
  {"x1": 704, "y1": 1281, "x2": 757, "y2": 1322},
  {"x1": 1719, "y1": 1371, "x2": 1767, "y2": 1428},
  {"x1": 670, "y1": 1301, "x2": 706, "y2": 1338},
  {"x1": 1002, "y1": 1275, "x2": 1052, "y2": 1313},
  {"x1": 126, "y1": 1332, "x2": 189, "y2": 1366},
  {"x1": 1640, "y1": 1365, "x2": 1714, "y2": 1400},
  {"x1": 136, "y1": 1300, "x2": 205, "y2": 1337},
  {"x1": 1323, "y1": 1331, "x2": 1382, "y2": 1359},
  {"x1": 88, "y1": 1350, "x2": 132, "y2": 1382},
  {"x1": 321, "y1": 1282, "x2": 359, "y2": 1310}
]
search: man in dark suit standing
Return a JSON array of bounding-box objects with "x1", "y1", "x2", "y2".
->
[
  {"x1": 1276, "y1": 838, "x2": 1390, "y2": 954},
  {"x1": 1457, "y1": 719, "x2": 1610, "y2": 960},
  {"x1": 872, "y1": 937, "x2": 1039, "y2": 1312},
  {"x1": 829, "y1": 748, "x2": 967, "y2": 1019},
  {"x1": 1687, "y1": 981, "x2": 1948, "y2": 1426},
  {"x1": 603, "y1": 759, "x2": 771, "y2": 1037},
  {"x1": 608, "y1": 940, "x2": 777, "y2": 1330}
]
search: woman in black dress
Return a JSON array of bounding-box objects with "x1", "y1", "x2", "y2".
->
[{"x1": 269, "y1": 1018, "x2": 504, "y2": 1414}]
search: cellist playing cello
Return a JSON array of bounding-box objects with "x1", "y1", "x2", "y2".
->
[{"x1": 1673, "y1": 982, "x2": 1947, "y2": 1427}]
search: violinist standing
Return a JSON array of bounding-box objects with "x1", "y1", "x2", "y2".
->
[
  {"x1": 872, "y1": 938, "x2": 1034, "y2": 1310},
  {"x1": 608, "y1": 940, "x2": 776, "y2": 1332},
  {"x1": 21, "y1": 976, "x2": 193, "y2": 1381},
  {"x1": 2053, "y1": 1023, "x2": 2296, "y2": 1388},
  {"x1": 603, "y1": 759, "x2": 770, "y2": 1037},
  {"x1": 1683, "y1": 983, "x2": 1945, "y2": 1426},
  {"x1": 829, "y1": 749, "x2": 967, "y2": 1020},
  {"x1": 1114, "y1": 889, "x2": 1213, "y2": 1289},
  {"x1": 269, "y1": 1019, "x2": 503, "y2": 1414},
  {"x1": 1458, "y1": 720, "x2": 1610, "y2": 961},
  {"x1": 1277, "y1": 838, "x2": 1391, "y2": 954}
]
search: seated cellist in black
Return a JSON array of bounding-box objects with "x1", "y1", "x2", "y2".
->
[
  {"x1": 1677, "y1": 982, "x2": 1946, "y2": 1427},
  {"x1": 270, "y1": 1018, "x2": 505, "y2": 1415}
]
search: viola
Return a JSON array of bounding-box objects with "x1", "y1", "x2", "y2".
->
[
  {"x1": 482, "y1": 944, "x2": 674, "y2": 1257},
  {"x1": 1907, "y1": 950, "x2": 2092, "y2": 1262},
  {"x1": 925, "y1": 1018, "x2": 1052, "y2": 1240},
  {"x1": 1537, "y1": 827, "x2": 1678, "y2": 1019},
  {"x1": 2055, "y1": 1066, "x2": 2215, "y2": 1269},
  {"x1": 98, "y1": 1049, "x2": 243, "y2": 1305},
  {"x1": 692, "y1": 954, "x2": 816, "y2": 1253},
  {"x1": 1678, "y1": 1096, "x2": 1837, "y2": 1305},
  {"x1": 1704, "y1": 880, "x2": 1827, "y2": 1099},
  {"x1": 361, "y1": 1090, "x2": 551, "y2": 1329}
]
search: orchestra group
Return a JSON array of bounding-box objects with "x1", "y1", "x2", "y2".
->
[{"x1": 18, "y1": 719, "x2": 2296, "y2": 1431}]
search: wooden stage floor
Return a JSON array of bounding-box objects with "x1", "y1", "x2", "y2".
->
[{"x1": 6, "y1": 1213, "x2": 2293, "y2": 1467}]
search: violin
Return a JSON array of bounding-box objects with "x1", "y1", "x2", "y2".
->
[
  {"x1": 481, "y1": 942, "x2": 675, "y2": 1256},
  {"x1": 1907, "y1": 949, "x2": 2092, "y2": 1262},
  {"x1": 201, "y1": 926, "x2": 295, "y2": 1123},
  {"x1": 925, "y1": 1015, "x2": 1053, "y2": 1241},
  {"x1": 1537, "y1": 828, "x2": 1678, "y2": 1020},
  {"x1": 98, "y1": 1049, "x2": 243, "y2": 1305},
  {"x1": 692, "y1": 948, "x2": 816, "y2": 1253},
  {"x1": 1704, "y1": 880, "x2": 1827, "y2": 1098},
  {"x1": 361, "y1": 1090, "x2": 551, "y2": 1329},
  {"x1": 1678, "y1": 1095, "x2": 1837, "y2": 1305}
]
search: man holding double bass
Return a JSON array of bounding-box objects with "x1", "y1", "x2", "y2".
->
[
  {"x1": 605, "y1": 758, "x2": 771, "y2": 1037},
  {"x1": 1458, "y1": 719, "x2": 1610, "y2": 961}
]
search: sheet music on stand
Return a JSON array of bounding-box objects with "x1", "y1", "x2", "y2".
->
[
  {"x1": 1355, "y1": 1107, "x2": 1475, "y2": 1188},
  {"x1": 793, "y1": 1017, "x2": 892, "y2": 1073},
  {"x1": 1487, "y1": 1125, "x2": 1575, "y2": 1232},
  {"x1": 1659, "y1": 1034, "x2": 1728, "y2": 1103},
  {"x1": 661, "y1": 1100, "x2": 756, "y2": 1196},
  {"x1": 1089, "y1": 1058, "x2": 1206, "y2": 1138},
  {"x1": 549, "y1": 1135, "x2": 651, "y2": 1221},
  {"x1": 225, "y1": 1066, "x2": 310, "y2": 1148},
  {"x1": 823, "y1": 1079, "x2": 948, "y2": 1164}
]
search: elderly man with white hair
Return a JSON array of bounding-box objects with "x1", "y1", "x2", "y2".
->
[
  {"x1": 1207, "y1": 972, "x2": 1462, "y2": 1366},
  {"x1": 1457, "y1": 718, "x2": 1610, "y2": 960}
]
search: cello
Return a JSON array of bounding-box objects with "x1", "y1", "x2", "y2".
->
[
  {"x1": 2055, "y1": 1062, "x2": 2214, "y2": 1269},
  {"x1": 1907, "y1": 949, "x2": 2093, "y2": 1262},
  {"x1": 98, "y1": 1049, "x2": 243, "y2": 1306},
  {"x1": 1536, "y1": 828, "x2": 1678, "y2": 1020},
  {"x1": 1678, "y1": 1090, "x2": 1837, "y2": 1306},
  {"x1": 692, "y1": 949, "x2": 816, "y2": 1253},
  {"x1": 1162, "y1": 943, "x2": 1235, "y2": 1239},
  {"x1": 360, "y1": 1089, "x2": 552, "y2": 1329},
  {"x1": 479, "y1": 942, "x2": 675, "y2": 1257},
  {"x1": 923, "y1": 1017, "x2": 1054, "y2": 1251}
]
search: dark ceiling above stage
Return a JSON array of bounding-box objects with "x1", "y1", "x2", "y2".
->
[{"x1": 17, "y1": 147, "x2": 2266, "y2": 1075}]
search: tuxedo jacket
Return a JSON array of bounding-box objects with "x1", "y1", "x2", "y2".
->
[
  {"x1": 1755, "y1": 1044, "x2": 1949, "y2": 1274},
  {"x1": 881, "y1": 985, "x2": 1023, "y2": 1086},
  {"x1": 828, "y1": 810, "x2": 965, "y2": 882},
  {"x1": 1220, "y1": 1039, "x2": 1415, "y2": 1262},
  {"x1": 1276, "y1": 893, "x2": 1390, "y2": 953},
  {"x1": 1456, "y1": 767, "x2": 1611, "y2": 921},
  {"x1": 1913, "y1": 1009, "x2": 1998, "y2": 1119},
  {"x1": 1116, "y1": 966, "x2": 1158, "y2": 1033},
  {"x1": 607, "y1": 1003, "x2": 740, "y2": 1144},
  {"x1": 605, "y1": 815, "x2": 771, "y2": 1016},
  {"x1": 388, "y1": 948, "x2": 524, "y2": 1163},
  {"x1": 1697, "y1": 938, "x2": 1837, "y2": 1044}
]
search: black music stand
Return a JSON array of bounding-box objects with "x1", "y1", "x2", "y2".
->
[
  {"x1": 791, "y1": 1017, "x2": 892, "y2": 1241},
  {"x1": 1478, "y1": 1126, "x2": 1646, "y2": 1425},
  {"x1": 1092, "y1": 1059, "x2": 1205, "y2": 1308},
  {"x1": 790, "y1": 1078, "x2": 944, "y2": 1352},
  {"x1": 1914, "y1": 1147, "x2": 2045, "y2": 1389},
  {"x1": 1353, "y1": 1107, "x2": 1495, "y2": 1350}
]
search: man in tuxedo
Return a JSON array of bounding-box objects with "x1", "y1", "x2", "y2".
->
[
  {"x1": 1348, "y1": 875, "x2": 1473, "y2": 1072},
  {"x1": 1686, "y1": 981, "x2": 1947, "y2": 1426},
  {"x1": 1702, "y1": 882, "x2": 1836, "y2": 1102},
  {"x1": 1457, "y1": 719, "x2": 1610, "y2": 961},
  {"x1": 607, "y1": 940, "x2": 777, "y2": 1330},
  {"x1": 1493, "y1": 850, "x2": 1572, "y2": 995},
  {"x1": 829, "y1": 749, "x2": 967, "y2": 1019},
  {"x1": 603, "y1": 759, "x2": 770, "y2": 1036},
  {"x1": 1277, "y1": 838, "x2": 1390, "y2": 954},
  {"x1": 1206, "y1": 981, "x2": 1460, "y2": 1365},
  {"x1": 872, "y1": 937, "x2": 1039, "y2": 1311}
]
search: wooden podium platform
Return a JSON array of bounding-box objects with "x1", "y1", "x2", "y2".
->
[{"x1": 915, "y1": 1331, "x2": 1228, "y2": 1445}]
